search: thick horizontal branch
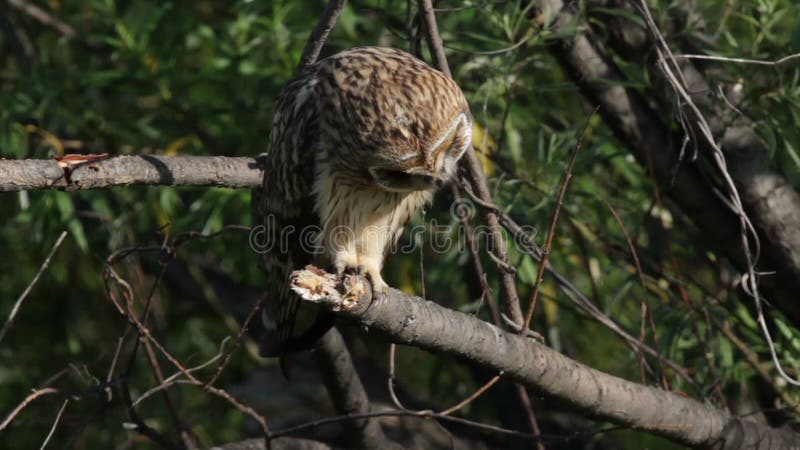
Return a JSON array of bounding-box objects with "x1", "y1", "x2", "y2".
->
[
  {"x1": 0, "y1": 155, "x2": 264, "y2": 192},
  {"x1": 290, "y1": 267, "x2": 799, "y2": 450}
]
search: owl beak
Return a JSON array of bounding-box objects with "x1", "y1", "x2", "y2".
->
[
  {"x1": 415, "y1": 171, "x2": 447, "y2": 189},
  {"x1": 370, "y1": 166, "x2": 448, "y2": 192},
  {"x1": 431, "y1": 173, "x2": 446, "y2": 188}
]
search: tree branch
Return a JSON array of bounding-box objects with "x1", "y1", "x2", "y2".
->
[
  {"x1": 0, "y1": 155, "x2": 264, "y2": 192},
  {"x1": 586, "y1": 0, "x2": 800, "y2": 323},
  {"x1": 207, "y1": 437, "x2": 334, "y2": 450},
  {"x1": 298, "y1": 0, "x2": 346, "y2": 70},
  {"x1": 312, "y1": 329, "x2": 399, "y2": 449},
  {"x1": 289, "y1": 267, "x2": 800, "y2": 450},
  {"x1": 418, "y1": 0, "x2": 525, "y2": 325}
]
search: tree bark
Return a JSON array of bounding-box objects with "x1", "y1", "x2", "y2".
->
[
  {"x1": 312, "y1": 328, "x2": 400, "y2": 449},
  {"x1": 587, "y1": 0, "x2": 800, "y2": 321},
  {"x1": 0, "y1": 155, "x2": 264, "y2": 192},
  {"x1": 541, "y1": 0, "x2": 800, "y2": 321},
  {"x1": 290, "y1": 268, "x2": 800, "y2": 450}
]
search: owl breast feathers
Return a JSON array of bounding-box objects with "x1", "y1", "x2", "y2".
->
[{"x1": 254, "y1": 46, "x2": 472, "y2": 368}]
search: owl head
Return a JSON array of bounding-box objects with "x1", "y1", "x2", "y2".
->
[
  {"x1": 316, "y1": 46, "x2": 473, "y2": 193},
  {"x1": 368, "y1": 110, "x2": 472, "y2": 193}
]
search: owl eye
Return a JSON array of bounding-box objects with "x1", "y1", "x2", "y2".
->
[
  {"x1": 371, "y1": 168, "x2": 412, "y2": 185},
  {"x1": 370, "y1": 167, "x2": 441, "y2": 191}
]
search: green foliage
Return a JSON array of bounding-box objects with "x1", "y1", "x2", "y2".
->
[{"x1": 2, "y1": 0, "x2": 800, "y2": 449}]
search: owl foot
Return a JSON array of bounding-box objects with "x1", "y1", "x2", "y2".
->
[
  {"x1": 335, "y1": 262, "x2": 387, "y2": 308},
  {"x1": 337, "y1": 264, "x2": 365, "y2": 277},
  {"x1": 364, "y1": 269, "x2": 389, "y2": 308},
  {"x1": 334, "y1": 254, "x2": 360, "y2": 277}
]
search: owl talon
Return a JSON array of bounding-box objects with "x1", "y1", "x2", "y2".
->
[
  {"x1": 366, "y1": 275, "x2": 389, "y2": 308},
  {"x1": 372, "y1": 285, "x2": 389, "y2": 307},
  {"x1": 334, "y1": 256, "x2": 359, "y2": 277},
  {"x1": 346, "y1": 265, "x2": 365, "y2": 276},
  {"x1": 336, "y1": 264, "x2": 365, "y2": 278}
]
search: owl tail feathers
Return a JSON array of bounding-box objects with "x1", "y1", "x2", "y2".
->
[{"x1": 260, "y1": 312, "x2": 336, "y2": 380}]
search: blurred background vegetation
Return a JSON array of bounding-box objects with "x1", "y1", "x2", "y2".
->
[{"x1": 2, "y1": 0, "x2": 800, "y2": 448}]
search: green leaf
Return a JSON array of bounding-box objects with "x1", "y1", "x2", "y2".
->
[{"x1": 517, "y1": 255, "x2": 539, "y2": 285}]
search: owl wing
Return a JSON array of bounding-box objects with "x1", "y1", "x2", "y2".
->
[{"x1": 255, "y1": 70, "x2": 332, "y2": 374}]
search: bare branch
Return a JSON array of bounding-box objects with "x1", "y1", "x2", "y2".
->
[
  {"x1": 267, "y1": 409, "x2": 540, "y2": 442},
  {"x1": 40, "y1": 399, "x2": 69, "y2": 450},
  {"x1": 588, "y1": 0, "x2": 800, "y2": 385},
  {"x1": 0, "y1": 155, "x2": 264, "y2": 192},
  {"x1": 460, "y1": 184, "x2": 698, "y2": 388},
  {"x1": 418, "y1": 0, "x2": 525, "y2": 326},
  {"x1": 8, "y1": 0, "x2": 78, "y2": 39},
  {"x1": 290, "y1": 267, "x2": 800, "y2": 449},
  {"x1": 522, "y1": 107, "x2": 594, "y2": 330},
  {"x1": 313, "y1": 329, "x2": 399, "y2": 449},
  {"x1": 673, "y1": 52, "x2": 800, "y2": 67},
  {"x1": 0, "y1": 231, "x2": 68, "y2": 343},
  {"x1": 0, "y1": 388, "x2": 58, "y2": 432},
  {"x1": 298, "y1": 0, "x2": 347, "y2": 71}
]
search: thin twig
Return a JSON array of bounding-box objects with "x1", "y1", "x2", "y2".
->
[
  {"x1": 105, "y1": 337, "x2": 125, "y2": 402},
  {"x1": 439, "y1": 374, "x2": 502, "y2": 416},
  {"x1": 417, "y1": 0, "x2": 450, "y2": 77},
  {"x1": 0, "y1": 231, "x2": 67, "y2": 343},
  {"x1": 102, "y1": 229, "x2": 273, "y2": 442},
  {"x1": 416, "y1": 2, "x2": 543, "y2": 442},
  {"x1": 443, "y1": 29, "x2": 537, "y2": 56},
  {"x1": 522, "y1": 108, "x2": 596, "y2": 330},
  {"x1": 120, "y1": 379, "x2": 179, "y2": 449},
  {"x1": 135, "y1": 337, "x2": 231, "y2": 407},
  {"x1": 460, "y1": 181, "x2": 698, "y2": 389},
  {"x1": 8, "y1": 0, "x2": 78, "y2": 38},
  {"x1": 604, "y1": 200, "x2": 669, "y2": 390},
  {"x1": 113, "y1": 273, "x2": 272, "y2": 438},
  {"x1": 514, "y1": 384, "x2": 545, "y2": 450},
  {"x1": 267, "y1": 409, "x2": 541, "y2": 442},
  {"x1": 0, "y1": 388, "x2": 58, "y2": 432},
  {"x1": 206, "y1": 294, "x2": 266, "y2": 386},
  {"x1": 387, "y1": 343, "x2": 412, "y2": 411},
  {"x1": 40, "y1": 399, "x2": 69, "y2": 450},
  {"x1": 419, "y1": 0, "x2": 523, "y2": 328},
  {"x1": 673, "y1": 52, "x2": 800, "y2": 66},
  {"x1": 453, "y1": 189, "x2": 501, "y2": 324},
  {"x1": 636, "y1": 0, "x2": 800, "y2": 387}
]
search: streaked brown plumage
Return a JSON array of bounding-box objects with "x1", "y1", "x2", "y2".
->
[{"x1": 253, "y1": 47, "x2": 472, "y2": 371}]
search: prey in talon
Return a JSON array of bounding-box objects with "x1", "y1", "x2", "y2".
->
[
  {"x1": 255, "y1": 47, "x2": 473, "y2": 373},
  {"x1": 336, "y1": 264, "x2": 385, "y2": 309}
]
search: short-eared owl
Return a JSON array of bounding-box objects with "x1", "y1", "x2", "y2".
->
[{"x1": 254, "y1": 46, "x2": 472, "y2": 368}]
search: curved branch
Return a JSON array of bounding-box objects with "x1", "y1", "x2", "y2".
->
[{"x1": 289, "y1": 267, "x2": 799, "y2": 450}]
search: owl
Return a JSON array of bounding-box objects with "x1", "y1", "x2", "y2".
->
[{"x1": 254, "y1": 46, "x2": 472, "y2": 368}]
